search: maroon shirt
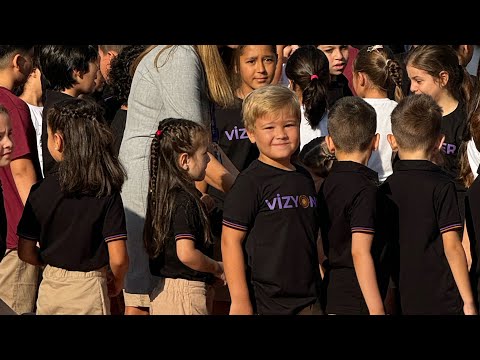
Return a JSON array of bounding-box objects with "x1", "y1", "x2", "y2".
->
[{"x1": 0, "y1": 86, "x2": 42, "y2": 249}]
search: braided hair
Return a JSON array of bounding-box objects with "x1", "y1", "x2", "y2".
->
[
  {"x1": 353, "y1": 45, "x2": 405, "y2": 102},
  {"x1": 143, "y1": 118, "x2": 212, "y2": 258},
  {"x1": 46, "y1": 97, "x2": 126, "y2": 197}
]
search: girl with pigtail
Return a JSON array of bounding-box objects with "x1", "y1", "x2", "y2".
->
[
  {"x1": 352, "y1": 44, "x2": 406, "y2": 183},
  {"x1": 144, "y1": 118, "x2": 225, "y2": 315},
  {"x1": 284, "y1": 45, "x2": 331, "y2": 150}
]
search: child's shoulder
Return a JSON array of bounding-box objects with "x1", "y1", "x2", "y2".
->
[{"x1": 294, "y1": 162, "x2": 312, "y2": 177}]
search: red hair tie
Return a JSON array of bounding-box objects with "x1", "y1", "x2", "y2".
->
[
  {"x1": 156, "y1": 130, "x2": 163, "y2": 137},
  {"x1": 310, "y1": 74, "x2": 318, "y2": 80}
]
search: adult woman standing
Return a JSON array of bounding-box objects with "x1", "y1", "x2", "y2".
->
[{"x1": 119, "y1": 45, "x2": 235, "y2": 314}]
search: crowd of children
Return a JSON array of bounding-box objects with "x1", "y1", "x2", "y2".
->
[{"x1": 0, "y1": 44, "x2": 479, "y2": 315}]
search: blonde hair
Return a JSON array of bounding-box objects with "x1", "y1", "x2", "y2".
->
[
  {"x1": 195, "y1": 45, "x2": 235, "y2": 108},
  {"x1": 131, "y1": 45, "x2": 235, "y2": 108},
  {"x1": 242, "y1": 85, "x2": 301, "y2": 132}
]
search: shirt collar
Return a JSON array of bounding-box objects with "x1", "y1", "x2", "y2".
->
[
  {"x1": 331, "y1": 160, "x2": 379, "y2": 184},
  {"x1": 393, "y1": 159, "x2": 443, "y2": 173}
]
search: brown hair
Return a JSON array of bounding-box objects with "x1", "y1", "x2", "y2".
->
[
  {"x1": 47, "y1": 98, "x2": 126, "y2": 197},
  {"x1": 143, "y1": 118, "x2": 211, "y2": 258},
  {"x1": 298, "y1": 136, "x2": 336, "y2": 178},
  {"x1": 327, "y1": 96, "x2": 377, "y2": 152},
  {"x1": 353, "y1": 45, "x2": 405, "y2": 102},
  {"x1": 390, "y1": 94, "x2": 442, "y2": 152},
  {"x1": 406, "y1": 45, "x2": 474, "y2": 106}
]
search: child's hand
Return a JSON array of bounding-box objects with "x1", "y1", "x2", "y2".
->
[
  {"x1": 201, "y1": 193, "x2": 215, "y2": 214},
  {"x1": 107, "y1": 271, "x2": 123, "y2": 297},
  {"x1": 213, "y1": 261, "x2": 226, "y2": 286},
  {"x1": 229, "y1": 301, "x2": 254, "y2": 315}
]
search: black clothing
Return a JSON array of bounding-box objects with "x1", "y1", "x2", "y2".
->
[
  {"x1": 380, "y1": 160, "x2": 463, "y2": 314},
  {"x1": 223, "y1": 160, "x2": 321, "y2": 315},
  {"x1": 17, "y1": 173, "x2": 127, "y2": 272}
]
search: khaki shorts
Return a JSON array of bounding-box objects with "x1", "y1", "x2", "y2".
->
[
  {"x1": 36, "y1": 265, "x2": 109, "y2": 315},
  {"x1": 123, "y1": 290, "x2": 151, "y2": 308},
  {"x1": 149, "y1": 277, "x2": 214, "y2": 315},
  {"x1": 0, "y1": 249, "x2": 39, "y2": 315}
]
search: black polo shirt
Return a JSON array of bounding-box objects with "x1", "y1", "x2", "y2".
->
[
  {"x1": 208, "y1": 98, "x2": 259, "y2": 211},
  {"x1": 149, "y1": 188, "x2": 214, "y2": 284},
  {"x1": 317, "y1": 161, "x2": 389, "y2": 315},
  {"x1": 465, "y1": 165, "x2": 480, "y2": 307},
  {"x1": 222, "y1": 160, "x2": 321, "y2": 315},
  {"x1": 441, "y1": 103, "x2": 466, "y2": 192},
  {"x1": 16, "y1": 173, "x2": 127, "y2": 272},
  {"x1": 380, "y1": 160, "x2": 463, "y2": 314}
]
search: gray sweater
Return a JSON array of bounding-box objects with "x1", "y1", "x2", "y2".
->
[{"x1": 119, "y1": 45, "x2": 211, "y2": 294}]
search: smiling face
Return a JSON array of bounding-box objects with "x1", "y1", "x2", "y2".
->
[
  {"x1": 247, "y1": 107, "x2": 300, "y2": 169},
  {"x1": 0, "y1": 112, "x2": 13, "y2": 167},
  {"x1": 407, "y1": 65, "x2": 445, "y2": 103},
  {"x1": 237, "y1": 45, "x2": 277, "y2": 98}
]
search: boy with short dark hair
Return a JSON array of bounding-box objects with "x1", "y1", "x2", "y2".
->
[
  {"x1": 221, "y1": 85, "x2": 321, "y2": 315},
  {"x1": 382, "y1": 93, "x2": 476, "y2": 315},
  {"x1": 317, "y1": 96, "x2": 388, "y2": 315},
  {"x1": 39, "y1": 45, "x2": 99, "y2": 176}
]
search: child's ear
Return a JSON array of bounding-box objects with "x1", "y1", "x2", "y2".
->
[
  {"x1": 178, "y1": 152, "x2": 189, "y2": 171},
  {"x1": 73, "y1": 69, "x2": 83, "y2": 81},
  {"x1": 325, "y1": 135, "x2": 336, "y2": 153},
  {"x1": 372, "y1": 133, "x2": 380, "y2": 151},
  {"x1": 12, "y1": 54, "x2": 21, "y2": 70},
  {"x1": 246, "y1": 128, "x2": 256, "y2": 144},
  {"x1": 54, "y1": 132, "x2": 64, "y2": 153},
  {"x1": 437, "y1": 134, "x2": 446, "y2": 151},
  {"x1": 357, "y1": 71, "x2": 367, "y2": 87},
  {"x1": 438, "y1": 70, "x2": 449, "y2": 88},
  {"x1": 387, "y1": 134, "x2": 398, "y2": 151}
]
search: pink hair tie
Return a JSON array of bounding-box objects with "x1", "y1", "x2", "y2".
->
[
  {"x1": 310, "y1": 74, "x2": 318, "y2": 80},
  {"x1": 156, "y1": 130, "x2": 163, "y2": 137}
]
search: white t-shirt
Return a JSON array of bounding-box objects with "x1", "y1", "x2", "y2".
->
[
  {"x1": 364, "y1": 98, "x2": 398, "y2": 183},
  {"x1": 467, "y1": 138, "x2": 480, "y2": 179},
  {"x1": 299, "y1": 105, "x2": 328, "y2": 151},
  {"x1": 27, "y1": 104, "x2": 44, "y2": 177}
]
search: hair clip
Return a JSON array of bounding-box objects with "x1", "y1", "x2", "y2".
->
[
  {"x1": 367, "y1": 45, "x2": 383, "y2": 53},
  {"x1": 156, "y1": 130, "x2": 163, "y2": 137}
]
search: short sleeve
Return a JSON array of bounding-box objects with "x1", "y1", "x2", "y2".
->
[
  {"x1": 350, "y1": 185, "x2": 377, "y2": 234},
  {"x1": 172, "y1": 194, "x2": 199, "y2": 242},
  {"x1": 222, "y1": 174, "x2": 258, "y2": 232},
  {"x1": 103, "y1": 192, "x2": 127, "y2": 242},
  {"x1": 435, "y1": 182, "x2": 462, "y2": 234},
  {"x1": 17, "y1": 196, "x2": 40, "y2": 241}
]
